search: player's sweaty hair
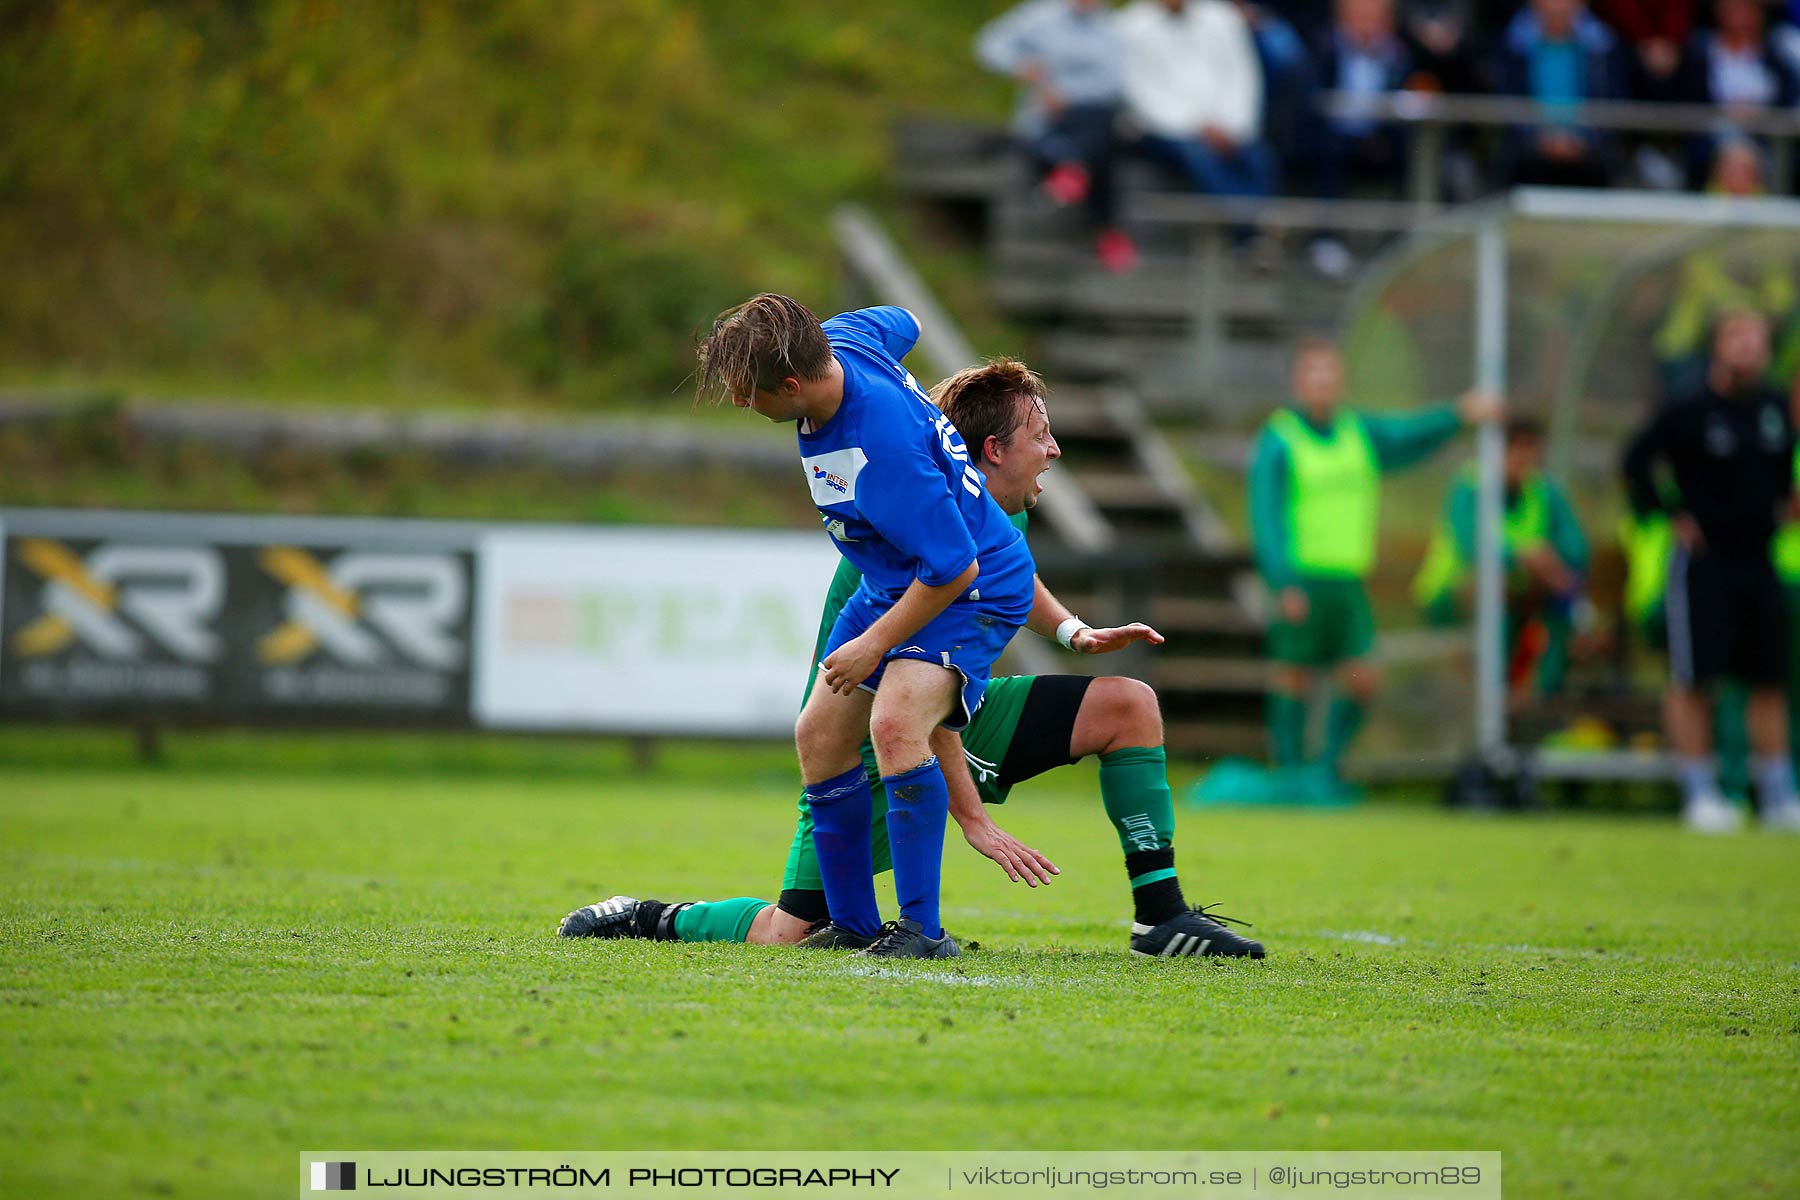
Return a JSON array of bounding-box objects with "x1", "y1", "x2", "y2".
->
[
  {"x1": 931, "y1": 358, "x2": 1048, "y2": 461},
  {"x1": 696, "y1": 293, "x2": 833, "y2": 402}
]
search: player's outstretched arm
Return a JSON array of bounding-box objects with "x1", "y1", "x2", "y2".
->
[
  {"x1": 1025, "y1": 574, "x2": 1164, "y2": 655},
  {"x1": 931, "y1": 726, "x2": 1059, "y2": 887}
]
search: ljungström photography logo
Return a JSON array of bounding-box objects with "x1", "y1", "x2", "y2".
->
[{"x1": 310, "y1": 1161, "x2": 355, "y2": 1191}]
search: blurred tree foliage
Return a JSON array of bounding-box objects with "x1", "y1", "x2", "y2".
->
[{"x1": 0, "y1": 0, "x2": 1012, "y2": 409}]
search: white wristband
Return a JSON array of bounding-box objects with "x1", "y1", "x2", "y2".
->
[{"x1": 1055, "y1": 616, "x2": 1089, "y2": 651}]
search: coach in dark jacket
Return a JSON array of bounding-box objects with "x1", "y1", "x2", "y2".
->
[{"x1": 1622, "y1": 311, "x2": 1800, "y2": 833}]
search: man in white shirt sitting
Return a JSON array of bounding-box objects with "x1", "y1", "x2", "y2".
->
[{"x1": 1115, "y1": 0, "x2": 1277, "y2": 199}]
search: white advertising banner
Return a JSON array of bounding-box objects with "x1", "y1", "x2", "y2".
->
[{"x1": 475, "y1": 527, "x2": 841, "y2": 735}]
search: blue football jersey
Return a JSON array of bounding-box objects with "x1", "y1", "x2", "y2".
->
[{"x1": 797, "y1": 307, "x2": 1035, "y2": 617}]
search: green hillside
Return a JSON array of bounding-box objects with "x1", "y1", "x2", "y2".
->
[{"x1": 2, "y1": 0, "x2": 1014, "y2": 412}]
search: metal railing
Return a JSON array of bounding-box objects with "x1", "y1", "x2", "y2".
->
[{"x1": 1319, "y1": 89, "x2": 1800, "y2": 213}]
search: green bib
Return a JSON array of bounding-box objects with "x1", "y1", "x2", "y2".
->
[
  {"x1": 1411, "y1": 469, "x2": 1552, "y2": 607},
  {"x1": 1268, "y1": 408, "x2": 1379, "y2": 578},
  {"x1": 1619, "y1": 512, "x2": 1674, "y2": 626},
  {"x1": 1774, "y1": 448, "x2": 1800, "y2": 583}
]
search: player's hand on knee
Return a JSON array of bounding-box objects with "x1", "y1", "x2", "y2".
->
[
  {"x1": 1072, "y1": 623, "x2": 1165, "y2": 654},
  {"x1": 820, "y1": 634, "x2": 883, "y2": 694},
  {"x1": 963, "y1": 818, "x2": 1060, "y2": 886}
]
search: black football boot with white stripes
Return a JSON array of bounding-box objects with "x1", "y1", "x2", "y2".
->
[
  {"x1": 558, "y1": 895, "x2": 643, "y2": 938},
  {"x1": 557, "y1": 896, "x2": 688, "y2": 940},
  {"x1": 1129, "y1": 905, "x2": 1264, "y2": 959}
]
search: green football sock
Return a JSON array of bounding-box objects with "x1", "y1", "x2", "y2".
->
[
  {"x1": 1715, "y1": 683, "x2": 1750, "y2": 799},
  {"x1": 1322, "y1": 694, "x2": 1366, "y2": 771},
  {"x1": 1268, "y1": 692, "x2": 1307, "y2": 766},
  {"x1": 1099, "y1": 745, "x2": 1175, "y2": 855},
  {"x1": 1100, "y1": 746, "x2": 1188, "y2": 926},
  {"x1": 670, "y1": 898, "x2": 770, "y2": 944}
]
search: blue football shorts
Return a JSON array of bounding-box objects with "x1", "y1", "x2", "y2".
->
[{"x1": 821, "y1": 587, "x2": 1024, "y2": 731}]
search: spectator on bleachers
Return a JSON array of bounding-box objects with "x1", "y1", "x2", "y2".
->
[
  {"x1": 1593, "y1": 0, "x2": 1690, "y2": 103},
  {"x1": 1116, "y1": 0, "x2": 1277, "y2": 200},
  {"x1": 1306, "y1": 0, "x2": 1413, "y2": 277},
  {"x1": 1397, "y1": 2, "x2": 1491, "y2": 201},
  {"x1": 1590, "y1": 0, "x2": 1692, "y2": 188},
  {"x1": 1711, "y1": 135, "x2": 1773, "y2": 197},
  {"x1": 1776, "y1": 3, "x2": 1800, "y2": 88},
  {"x1": 977, "y1": 0, "x2": 1140, "y2": 273},
  {"x1": 1675, "y1": 0, "x2": 1799, "y2": 186},
  {"x1": 1403, "y1": 1, "x2": 1487, "y2": 94},
  {"x1": 1266, "y1": 0, "x2": 1331, "y2": 41},
  {"x1": 1233, "y1": 0, "x2": 1319, "y2": 180},
  {"x1": 1497, "y1": 0, "x2": 1626, "y2": 188},
  {"x1": 1429, "y1": 0, "x2": 1529, "y2": 54},
  {"x1": 1314, "y1": 0, "x2": 1414, "y2": 195},
  {"x1": 1679, "y1": 0, "x2": 1798, "y2": 113}
]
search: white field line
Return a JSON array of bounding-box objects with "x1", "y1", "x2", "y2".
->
[{"x1": 833, "y1": 962, "x2": 1020, "y2": 988}]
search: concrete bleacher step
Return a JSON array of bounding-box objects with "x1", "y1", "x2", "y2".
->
[
  {"x1": 1046, "y1": 591, "x2": 1260, "y2": 643},
  {"x1": 898, "y1": 116, "x2": 1366, "y2": 416},
  {"x1": 1065, "y1": 470, "x2": 1178, "y2": 509},
  {"x1": 1154, "y1": 627, "x2": 1266, "y2": 662},
  {"x1": 1003, "y1": 263, "x2": 1347, "y2": 326},
  {"x1": 1149, "y1": 595, "x2": 1263, "y2": 636},
  {"x1": 894, "y1": 119, "x2": 1009, "y2": 161},
  {"x1": 1051, "y1": 590, "x2": 1256, "y2": 626},
  {"x1": 894, "y1": 121, "x2": 1016, "y2": 201},
  {"x1": 1148, "y1": 596, "x2": 1266, "y2": 659},
  {"x1": 991, "y1": 271, "x2": 1201, "y2": 325},
  {"x1": 1149, "y1": 658, "x2": 1270, "y2": 693},
  {"x1": 1046, "y1": 416, "x2": 1134, "y2": 457},
  {"x1": 1162, "y1": 721, "x2": 1268, "y2": 759},
  {"x1": 1040, "y1": 334, "x2": 1296, "y2": 416},
  {"x1": 890, "y1": 119, "x2": 1301, "y2": 757}
]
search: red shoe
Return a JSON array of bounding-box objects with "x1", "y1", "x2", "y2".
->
[
  {"x1": 1095, "y1": 228, "x2": 1138, "y2": 274},
  {"x1": 1042, "y1": 163, "x2": 1090, "y2": 207}
]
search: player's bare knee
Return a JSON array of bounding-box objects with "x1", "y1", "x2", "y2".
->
[
  {"x1": 1095, "y1": 676, "x2": 1163, "y2": 751},
  {"x1": 867, "y1": 714, "x2": 927, "y2": 772},
  {"x1": 794, "y1": 710, "x2": 854, "y2": 781},
  {"x1": 747, "y1": 905, "x2": 811, "y2": 946},
  {"x1": 793, "y1": 709, "x2": 826, "y2": 774}
]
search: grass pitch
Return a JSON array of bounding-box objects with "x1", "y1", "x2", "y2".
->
[{"x1": 1, "y1": 733, "x2": 1796, "y2": 1199}]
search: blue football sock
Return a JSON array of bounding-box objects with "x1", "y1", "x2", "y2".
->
[
  {"x1": 883, "y1": 756, "x2": 950, "y2": 939},
  {"x1": 804, "y1": 764, "x2": 881, "y2": 938}
]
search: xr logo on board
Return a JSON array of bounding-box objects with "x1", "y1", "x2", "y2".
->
[
  {"x1": 10, "y1": 539, "x2": 223, "y2": 662},
  {"x1": 257, "y1": 548, "x2": 465, "y2": 670}
]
